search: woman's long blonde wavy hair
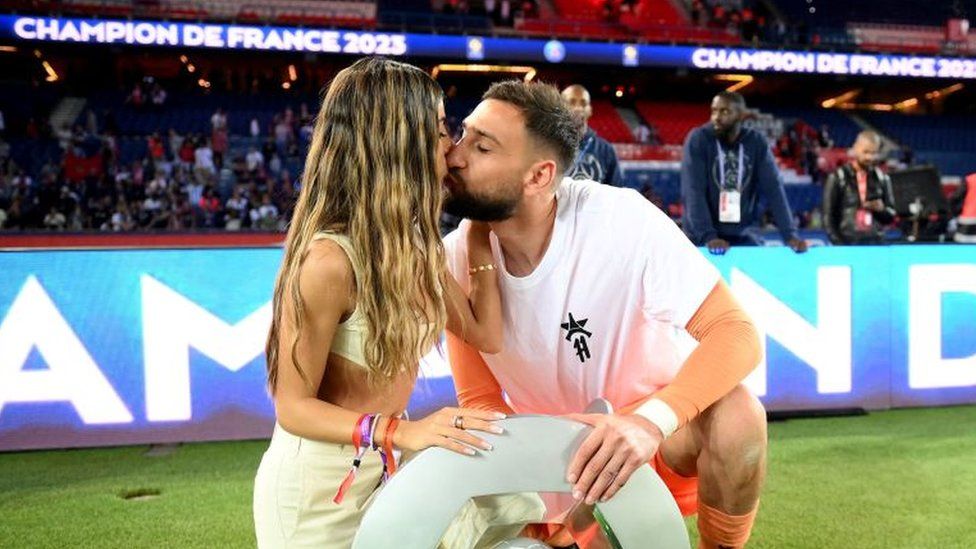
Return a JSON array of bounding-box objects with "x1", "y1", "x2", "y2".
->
[{"x1": 266, "y1": 57, "x2": 448, "y2": 393}]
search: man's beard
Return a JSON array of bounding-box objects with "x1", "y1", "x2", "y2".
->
[
  {"x1": 714, "y1": 122, "x2": 740, "y2": 141},
  {"x1": 443, "y1": 175, "x2": 520, "y2": 222}
]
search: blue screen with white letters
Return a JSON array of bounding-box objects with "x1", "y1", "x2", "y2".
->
[{"x1": 1, "y1": 245, "x2": 974, "y2": 451}]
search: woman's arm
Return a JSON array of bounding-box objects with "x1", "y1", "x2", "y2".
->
[
  {"x1": 272, "y1": 238, "x2": 367, "y2": 444},
  {"x1": 274, "y1": 238, "x2": 500, "y2": 454},
  {"x1": 444, "y1": 222, "x2": 504, "y2": 354}
]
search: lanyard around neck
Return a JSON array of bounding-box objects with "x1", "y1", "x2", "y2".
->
[
  {"x1": 716, "y1": 140, "x2": 744, "y2": 191},
  {"x1": 575, "y1": 132, "x2": 595, "y2": 166}
]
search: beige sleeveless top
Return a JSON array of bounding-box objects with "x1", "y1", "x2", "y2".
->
[{"x1": 311, "y1": 231, "x2": 368, "y2": 367}]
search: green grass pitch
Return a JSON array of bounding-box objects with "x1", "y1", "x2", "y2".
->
[{"x1": 1, "y1": 405, "x2": 974, "y2": 548}]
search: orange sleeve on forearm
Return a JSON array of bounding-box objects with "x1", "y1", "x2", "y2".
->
[
  {"x1": 652, "y1": 279, "x2": 762, "y2": 429},
  {"x1": 446, "y1": 332, "x2": 515, "y2": 415}
]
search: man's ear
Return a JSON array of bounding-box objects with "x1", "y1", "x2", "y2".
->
[{"x1": 523, "y1": 159, "x2": 558, "y2": 197}]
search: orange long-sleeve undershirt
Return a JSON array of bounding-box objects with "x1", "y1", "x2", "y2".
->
[{"x1": 446, "y1": 279, "x2": 761, "y2": 429}]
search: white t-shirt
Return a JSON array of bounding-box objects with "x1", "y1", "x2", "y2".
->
[
  {"x1": 194, "y1": 146, "x2": 215, "y2": 173},
  {"x1": 246, "y1": 150, "x2": 264, "y2": 172},
  {"x1": 444, "y1": 178, "x2": 720, "y2": 415}
]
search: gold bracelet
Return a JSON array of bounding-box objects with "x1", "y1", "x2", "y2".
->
[{"x1": 468, "y1": 263, "x2": 496, "y2": 275}]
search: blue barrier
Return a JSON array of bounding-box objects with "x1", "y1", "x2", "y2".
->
[{"x1": 1, "y1": 245, "x2": 974, "y2": 451}]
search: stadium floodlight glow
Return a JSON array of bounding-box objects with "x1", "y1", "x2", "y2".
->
[
  {"x1": 543, "y1": 40, "x2": 565, "y2": 63},
  {"x1": 466, "y1": 36, "x2": 484, "y2": 60},
  {"x1": 893, "y1": 97, "x2": 919, "y2": 110},
  {"x1": 855, "y1": 103, "x2": 895, "y2": 111},
  {"x1": 622, "y1": 44, "x2": 639, "y2": 67},
  {"x1": 42, "y1": 60, "x2": 57, "y2": 82},
  {"x1": 821, "y1": 89, "x2": 861, "y2": 108},
  {"x1": 430, "y1": 63, "x2": 537, "y2": 82},
  {"x1": 714, "y1": 73, "x2": 753, "y2": 92},
  {"x1": 925, "y1": 82, "x2": 964, "y2": 99}
]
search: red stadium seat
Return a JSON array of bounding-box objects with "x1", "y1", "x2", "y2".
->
[
  {"x1": 636, "y1": 101, "x2": 710, "y2": 146},
  {"x1": 589, "y1": 100, "x2": 636, "y2": 143}
]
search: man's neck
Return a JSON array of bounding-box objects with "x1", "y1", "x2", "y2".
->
[
  {"x1": 489, "y1": 192, "x2": 558, "y2": 278},
  {"x1": 720, "y1": 127, "x2": 741, "y2": 146}
]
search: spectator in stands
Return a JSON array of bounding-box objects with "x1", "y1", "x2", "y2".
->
[
  {"x1": 109, "y1": 200, "x2": 134, "y2": 231},
  {"x1": 822, "y1": 131, "x2": 896, "y2": 245},
  {"x1": 67, "y1": 203, "x2": 84, "y2": 231},
  {"x1": 499, "y1": 0, "x2": 513, "y2": 25},
  {"x1": 634, "y1": 123, "x2": 649, "y2": 144},
  {"x1": 250, "y1": 192, "x2": 279, "y2": 230},
  {"x1": 44, "y1": 206, "x2": 66, "y2": 230},
  {"x1": 226, "y1": 187, "x2": 249, "y2": 222},
  {"x1": 211, "y1": 108, "x2": 229, "y2": 169},
  {"x1": 151, "y1": 83, "x2": 167, "y2": 108},
  {"x1": 170, "y1": 194, "x2": 194, "y2": 229},
  {"x1": 0, "y1": 202, "x2": 7, "y2": 229},
  {"x1": 245, "y1": 146, "x2": 265, "y2": 175},
  {"x1": 168, "y1": 128, "x2": 184, "y2": 161},
  {"x1": 55, "y1": 123, "x2": 72, "y2": 152},
  {"x1": 178, "y1": 136, "x2": 196, "y2": 170},
  {"x1": 224, "y1": 208, "x2": 243, "y2": 231},
  {"x1": 681, "y1": 91, "x2": 807, "y2": 254},
  {"x1": 89, "y1": 195, "x2": 112, "y2": 230},
  {"x1": 817, "y1": 124, "x2": 833, "y2": 148},
  {"x1": 4, "y1": 196, "x2": 22, "y2": 229},
  {"x1": 194, "y1": 138, "x2": 216, "y2": 176},
  {"x1": 198, "y1": 186, "x2": 221, "y2": 227},
  {"x1": 142, "y1": 191, "x2": 166, "y2": 229},
  {"x1": 273, "y1": 114, "x2": 293, "y2": 158},
  {"x1": 268, "y1": 152, "x2": 283, "y2": 176},
  {"x1": 211, "y1": 107, "x2": 228, "y2": 134},
  {"x1": 298, "y1": 117, "x2": 314, "y2": 152},
  {"x1": 57, "y1": 185, "x2": 79, "y2": 217},
  {"x1": 184, "y1": 173, "x2": 205, "y2": 208},
  {"x1": 560, "y1": 84, "x2": 623, "y2": 187},
  {"x1": 148, "y1": 132, "x2": 166, "y2": 164},
  {"x1": 250, "y1": 117, "x2": 261, "y2": 139},
  {"x1": 127, "y1": 83, "x2": 145, "y2": 108}
]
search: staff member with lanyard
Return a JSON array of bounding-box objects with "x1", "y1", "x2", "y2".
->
[
  {"x1": 561, "y1": 84, "x2": 623, "y2": 187},
  {"x1": 680, "y1": 91, "x2": 807, "y2": 254}
]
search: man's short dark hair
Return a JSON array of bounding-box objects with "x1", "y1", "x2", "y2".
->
[
  {"x1": 483, "y1": 80, "x2": 582, "y2": 176},
  {"x1": 715, "y1": 91, "x2": 747, "y2": 110}
]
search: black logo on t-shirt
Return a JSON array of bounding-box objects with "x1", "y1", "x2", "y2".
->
[{"x1": 561, "y1": 312, "x2": 592, "y2": 363}]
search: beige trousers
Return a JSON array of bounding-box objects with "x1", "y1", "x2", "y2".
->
[{"x1": 253, "y1": 424, "x2": 383, "y2": 548}]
